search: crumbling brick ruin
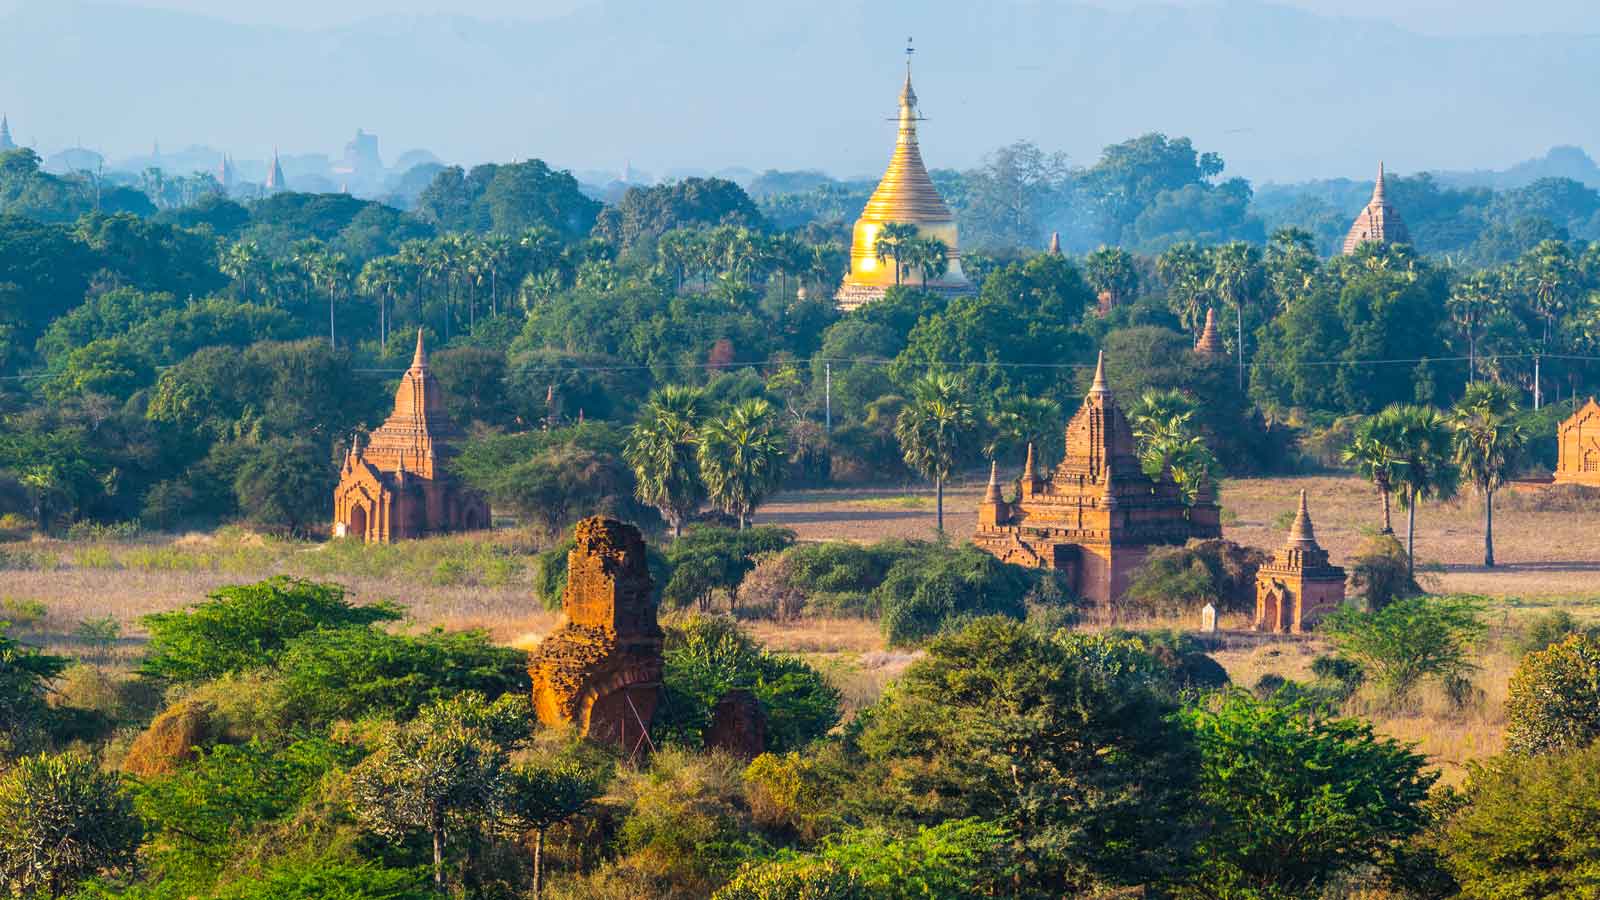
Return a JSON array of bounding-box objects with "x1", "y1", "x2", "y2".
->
[{"x1": 530, "y1": 517, "x2": 664, "y2": 750}]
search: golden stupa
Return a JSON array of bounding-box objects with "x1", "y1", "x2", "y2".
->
[{"x1": 835, "y1": 59, "x2": 969, "y2": 311}]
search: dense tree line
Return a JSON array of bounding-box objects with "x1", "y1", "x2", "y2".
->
[{"x1": 3, "y1": 133, "x2": 1599, "y2": 537}]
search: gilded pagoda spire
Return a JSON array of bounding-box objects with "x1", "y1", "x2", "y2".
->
[{"x1": 835, "y1": 42, "x2": 969, "y2": 310}]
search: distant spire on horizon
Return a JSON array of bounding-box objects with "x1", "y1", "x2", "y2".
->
[
  {"x1": 0, "y1": 115, "x2": 14, "y2": 151},
  {"x1": 266, "y1": 147, "x2": 286, "y2": 192}
]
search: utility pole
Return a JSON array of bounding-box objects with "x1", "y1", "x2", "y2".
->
[{"x1": 824, "y1": 362, "x2": 832, "y2": 433}]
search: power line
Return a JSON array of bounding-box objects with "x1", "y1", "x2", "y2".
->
[{"x1": 5, "y1": 351, "x2": 1600, "y2": 382}]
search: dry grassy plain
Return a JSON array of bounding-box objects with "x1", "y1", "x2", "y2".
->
[{"x1": 6, "y1": 473, "x2": 1598, "y2": 780}]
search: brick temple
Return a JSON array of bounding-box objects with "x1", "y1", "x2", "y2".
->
[
  {"x1": 1254, "y1": 490, "x2": 1346, "y2": 633},
  {"x1": 1554, "y1": 398, "x2": 1600, "y2": 486},
  {"x1": 332, "y1": 330, "x2": 489, "y2": 542},
  {"x1": 973, "y1": 352, "x2": 1222, "y2": 609}
]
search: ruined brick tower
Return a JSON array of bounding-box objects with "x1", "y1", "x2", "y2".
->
[
  {"x1": 332, "y1": 330, "x2": 489, "y2": 541},
  {"x1": 530, "y1": 517, "x2": 665, "y2": 750},
  {"x1": 1254, "y1": 490, "x2": 1346, "y2": 633},
  {"x1": 973, "y1": 352, "x2": 1221, "y2": 610}
]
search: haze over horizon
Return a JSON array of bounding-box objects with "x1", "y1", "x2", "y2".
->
[{"x1": 2, "y1": 0, "x2": 1597, "y2": 184}]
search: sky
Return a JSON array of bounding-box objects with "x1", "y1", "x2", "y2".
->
[{"x1": 98, "y1": 0, "x2": 1600, "y2": 36}]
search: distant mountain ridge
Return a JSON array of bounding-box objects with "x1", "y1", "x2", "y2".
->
[{"x1": 1, "y1": 0, "x2": 1598, "y2": 182}]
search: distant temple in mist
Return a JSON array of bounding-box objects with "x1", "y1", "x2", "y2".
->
[
  {"x1": 0, "y1": 116, "x2": 15, "y2": 151},
  {"x1": 1343, "y1": 162, "x2": 1411, "y2": 254},
  {"x1": 835, "y1": 51, "x2": 970, "y2": 311}
]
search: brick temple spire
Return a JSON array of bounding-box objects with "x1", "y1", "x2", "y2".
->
[
  {"x1": 1343, "y1": 161, "x2": 1410, "y2": 254},
  {"x1": 1195, "y1": 307, "x2": 1224, "y2": 355},
  {"x1": 1048, "y1": 231, "x2": 1062, "y2": 255}
]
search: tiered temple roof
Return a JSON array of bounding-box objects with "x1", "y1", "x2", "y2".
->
[
  {"x1": 360, "y1": 330, "x2": 463, "y2": 479},
  {"x1": 1342, "y1": 162, "x2": 1410, "y2": 254},
  {"x1": 973, "y1": 352, "x2": 1221, "y2": 608}
]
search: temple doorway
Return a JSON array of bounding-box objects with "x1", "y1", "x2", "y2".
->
[{"x1": 347, "y1": 504, "x2": 368, "y2": 541}]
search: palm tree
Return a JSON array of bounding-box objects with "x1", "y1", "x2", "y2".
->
[
  {"x1": 1451, "y1": 382, "x2": 1524, "y2": 568},
  {"x1": 1343, "y1": 408, "x2": 1406, "y2": 535},
  {"x1": 873, "y1": 223, "x2": 918, "y2": 287},
  {"x1": 1206, "y1": 241, "x2": 1263, "y2": 390},
  {"x1": 894, "y1": 373, "x2": 977, "y2": 533},
  {"x1": 623, "y1": 386, "x2": 708, "y2": 538},
  {"x1": 1386, "y1": 404, "x2": 1460, "y2": 578},
  {"x1": 904, "y1": 236, "x2": 950, "y2": 288},
  {"x1": 697, "y1": 399, "x2": 787, "y2": 530},
  {"x1": 1448, "y1": 271, "x2": 1502, "y2": 383},
  {"x1": 1127, "y1": 389, "x2": 1216, "y2": 503},
  {"x1": 358, "y1": 257, "x2": 404, "y2": 350},
  {"x1": 1156, "y1": 241, "x2": 1211, "y2": 333},
  {"x1": 219, "y1": 240, "x2": 266, "y2": 304},
  {"x1": 1084, "y1": 246, "x2": 1138, "y2": 310}
]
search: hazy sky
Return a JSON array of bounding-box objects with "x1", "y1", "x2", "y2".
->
[{"x1": 97, "y1": 0, "x2": 1600, "y2": 36}]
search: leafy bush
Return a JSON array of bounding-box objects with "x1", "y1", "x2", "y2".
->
[
  {"x1": 1514, "y1": 609, "x2": 1600, "y2": 657},
  {"x1": 206, "y1": 862, "x2": 435, "y2": 900},
  {"x1": 1323, "y1": 595, "x2": 1485, "y2": 703},
  {"x1": 1504, "y1": 633, "x2": 1600, "y2": 756},
  {"x1": 1123, "y1": 549, "x2": 1218, "y2": 617},
  {"x1": 661, "y1": 527, "x2": 796, "y2": 613},
  {"x1": 0, "y1": 625, "x2": 68, "y2": 757},
  {"x1": 0, "y1": 751, "x2": 143, "y2": 896},
  {"x1": 1116, "y1": 541, "x2": 1267, "y2": 619},
  {"x1": 846, "y1": 618, "x2": 1197, "y2": 893},
  {"x1": 873, "y1": 545, "x2": 1052, "y2": 646},
  {"x1": 1440, "y1": 742, "x2": 1600, "y2": 899},
  {"x1": 657, "y1": 616, "x2": 840, "y2": 753},
  {"x1": 275, "y1": 627, "x2": 530, "y2": 725},
  {"x1": 611, "y1": 748, "x2": 768, "y2": 892},
  {"x1": 139, "y1": 577, "x2": 401, "y2": 685},
  {"x1": 134, "y1": 739, "x2": 349, "y2": 855},
  {"x1": 715, "y1": 819, "x2": 1016, "y2": 900},
  {"x1": 1178, "y1": 693, "x2": 1436, "y2": 899},
  {"x1": 1347, "y1": 533, "x2": 1420, "y2": 611}
]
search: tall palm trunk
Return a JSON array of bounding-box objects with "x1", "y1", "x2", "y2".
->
[
  {"x1": 1235, "y1": 304, "x2": 1244, "y2": 390},
  {"x1": 533, "y1": 828, "x2": 545, "y2": 900},
  {"x1": 1483, "y1": 489, "x2": 1496, "y2": 568},
  {"x1": 1378, "y1": 484, "x2": 1393, "y2": 534},
  {"x1": 935, "y1": 476, "x2": 945, "y2": 533},
  {"x1": 1406, "y1": 488, "x2": 1417, "y2": 579}
]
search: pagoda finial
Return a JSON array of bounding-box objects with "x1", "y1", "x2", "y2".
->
[
  {"x1": 412, "y1": 328, "x2": 428, "y2": 369},
  {"x1": 1288, "y1": 489, "x2": 1317, "y2": 545},
  {"x1": 983, "y1": 459, "x2": 1003, "y2": 504},
  {"x1": 1023, "y1": 441, "x2": 1036, "y2": 476},
  {"x1": 0, "y1": 115, "x2": 13, "y2": 151},
  {"x1": 1089, "y1": 351, "x2": 1108, "y2": 396},
  {"x1": 899, "y1": 37, "x2": 918, "y2": 111},
  {"x1": 1373, "y1": 161, "x2": 1387, "y2": 203},
  {"x1": 1048, "y1": 231, "x2": 1062, "y2": 255}
]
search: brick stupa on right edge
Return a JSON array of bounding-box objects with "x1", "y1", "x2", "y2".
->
[{"x1": 1254, "y1": 490, "x2": 1346, "y2": 633}]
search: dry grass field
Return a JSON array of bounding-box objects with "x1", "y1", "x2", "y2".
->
[{"x1": 5, "y1": 473, "x2": 1598, "y2": 780}]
